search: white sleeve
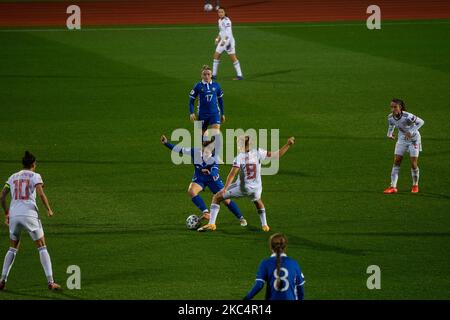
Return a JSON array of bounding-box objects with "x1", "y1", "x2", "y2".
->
[
  {"x1": 387, "y1": 119, "x2": 395, "y2": 138},
  {"x1": 258, "y1": 148, "x2": 268, "y2": 160},
  {"x1": 232, "y1": 155, "x2": 241, "y2": 168},
  {"x1": 33, "y1": 173, "x2": 44, "y2": 186},
  {"x1": 414, "y1": 116, "x2": 425, "y2": 130},
  {"x1": 5, "y1": 175, "x2": 13, "y2": 188}
]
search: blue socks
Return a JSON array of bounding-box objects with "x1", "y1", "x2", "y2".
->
[
  {"x1": 226, "y1": 201, "x2": 243, "y2": 220},
  {"x1": 192, "y1": 195, "x2": 208, "y2": 213}
]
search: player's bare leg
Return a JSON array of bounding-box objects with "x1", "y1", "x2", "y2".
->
[
  {"x1": 385, "y1": 155, "x2": 402, "y2": 194},
  {"x1": 410, "y1": 156, "x2": 420, "y2": 193},
  {"x1": 229, "y1": 54, "x2": 243, "y2": 80},
  {"x1": 188, "y1": 182, "x2": 210, "y2": 220},
  {"x1": 0, "y1": 240, "x2": 20, "y2": 290},
  {"x1": 253, "y1": 199, "x2": 269, "y2": 232},
  {"x1": 35, "y1": 237, "x2": 60, "y2": 290},
  {"x1": 212, "y1": 52, "x2": 221, "y2": 79},
  {"x1": 198, "y1": 191, "x2": 224, "y2": 231}
]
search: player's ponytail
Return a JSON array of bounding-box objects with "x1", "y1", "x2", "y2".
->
[
  {"x1": 392, "y1": 98, "x2": 407, "y2": 111},
  {"x1": 22, "y1": 150, "x2": 36, "y2": 169},
  {"x1": 270, "y1": 233, "x2": 288, "y2": 291}
]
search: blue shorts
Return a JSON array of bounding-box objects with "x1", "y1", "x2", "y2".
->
[
  {"x1": 192, "y1": 176, "x2": 224, "y2": 194},
  {"x1": 199, "y1": 113, "x2": 221, "y2": 130}
]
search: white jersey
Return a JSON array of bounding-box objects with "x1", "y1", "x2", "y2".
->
[
  {"x1": 218, "y1": 17, "x2": 234, "y2": 43},
  {"x1": 387, "y1": 111, "x2": 424, "y2": 144},
  {"x1": 233, "y1": 148, "x2": 268, "y2": 190},
  {"x1": 6, "y1": 170, "x2": 43, "y2": 218}
]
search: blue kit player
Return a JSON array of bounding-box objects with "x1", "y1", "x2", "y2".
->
[
  {"x1": 189, "y1": 65, "x2": 225, "y2": 132},
  {"x1": 160, "y1": 134, "x2": 247, "y2": 227},
  {"x1": 244, "y1": 233, "x2": 305, "y2": 300}
]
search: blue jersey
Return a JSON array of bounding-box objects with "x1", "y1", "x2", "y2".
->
[
  {"x1": 244, "y1": 254, "x2": 305, "y2": 301},
  {"x1": 189, "y1": 80, "x2": 224, "y2": 117}
]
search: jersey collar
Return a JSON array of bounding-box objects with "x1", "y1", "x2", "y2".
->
[
  {"x1": 270, "y1": 253, "x2": 287, "y2": 258},
  {"x1": 201, "y1": 80, "x2": 212, "y2": 85}
]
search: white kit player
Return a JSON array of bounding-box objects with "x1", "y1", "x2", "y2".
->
[
  {"x1": 198, "y1": 136, "x2": 295, "y2": 232},
  {"x1": 384, "y1": 99, "x2": 425, "y2": 194},
  {"x1": 212, "y1": 7, "x2": 244, "y2": 80},
  {"x1": 0, "y1": 151, "x2": 60, "y2": 290}
]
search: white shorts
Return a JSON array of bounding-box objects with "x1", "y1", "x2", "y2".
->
[
  {"x1": 215, "y1": 39, "x2": 236, "y2": 55},
  {"x1": 223, "y1": 183, "x2": 262, "y2": 202},
  {"x1": 9, "y1": 216, "x2": 44, "y2": 241},
  {"x1": 395, "y1": 140, "x2": 422, "y2": 158}
]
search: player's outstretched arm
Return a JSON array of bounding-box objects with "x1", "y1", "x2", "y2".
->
[
  {"x1": 0, "y1": 186, "x2": 10, "y2": 225},
  {"x1": 161, "y1": 135, "x2": 193, "y2": 156},
  {"x1": 36, "y1": 184, "x2": 54, "y2": 217},
  {"x1": 268, "y1": 137, "x2": 295, "y2": 159}
]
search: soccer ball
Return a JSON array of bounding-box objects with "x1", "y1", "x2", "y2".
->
[
  {"x1": 204, "y1": 3, "x2": 213, "y2": 12},
  {"x1": 186, "y1": 214, "x2": 200, "y2": 230}
]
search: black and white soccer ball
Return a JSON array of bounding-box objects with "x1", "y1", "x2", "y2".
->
[
  {"x1": 204, "y1": 3, "x2": 213, "y2": 12},
  {"x1": 186, "y1": 214, "x2": 200, "y2": 230}
]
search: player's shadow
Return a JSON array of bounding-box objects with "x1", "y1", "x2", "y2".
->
[
  {"x1": 218, "y1": 226, "x2": 367, "y2": 256},
  {"x1": 336, "y1": 232, "x2": 450, "y2": 238},
  {"x1": 246, "y1": 68, "x2": 302, "y2": 80},
  {"x1": 284, "y1": 233, "x2": 368, "y2": 256},
  {"x1": 1, "y1": 289, "x2": 83, "y2": 300}
]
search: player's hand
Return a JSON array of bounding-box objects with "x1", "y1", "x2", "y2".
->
[
  {"x1": 215, "y1": 37, "x2": 220, "y2": 45},
  {"x1": 190, "y1": 113, "x2": 197, "y2": 122},
  {"x1": 405, "y1": 132, "x2": 412, "y2": 140},
  {"x1": 160, "y1": 135, "x2": 168, "y2": 144},
  {"x1": 47, "y1": 209, "x2": 54, "y2": 217},
  {"x1": 4, "y1": 215, "x2": 9, "y2": 226},
  {"x1": 221, "y1": 115, "x2": 226, "y2": 123},
  {"x1": 287, "y1": 137, "x2": 295, "y2": 145},
  {"x1": 388, "y1": 135, "x2": 396, "y2": 140},
  {"x1": 201, "y1": 169, "x2": 211, "y2": 175}
]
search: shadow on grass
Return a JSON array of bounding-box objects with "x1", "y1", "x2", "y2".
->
[
  {"x1": 1, "y1": 288, "x2": 83, "y2": 300},
  {"x1": 335, "y1": 232, "x2": 450, "y2": 238}
]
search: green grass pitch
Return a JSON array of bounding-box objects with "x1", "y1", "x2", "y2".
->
[{"x1": 0, "y1": 20, "x2": 449, "y2": 300}]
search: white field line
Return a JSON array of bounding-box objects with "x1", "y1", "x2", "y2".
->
[{"x1": 0, "y1": 20, "x2": 449, "y2": 33}]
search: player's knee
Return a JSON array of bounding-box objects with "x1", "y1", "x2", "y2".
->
[
  {"x1": 223, "y1": 199, "x2": 231, "y2": 205},
  {"x1": 35, "y1": 238, "x2": 46, "y2": 248}
]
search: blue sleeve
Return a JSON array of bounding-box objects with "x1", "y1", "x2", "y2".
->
[
  {"x1": 189, "y1": 85, "x2": 198, "y2": 114},
  {"x1": 211, "y1": 165, "x2": 219, "y2": 179},
  {"x1": 165, "y1": 142, "x2": 192, "y2": 155},
  {"x1": 243, "y1": 260, "x2": 267, "y2": 300},
  {"x1": 217, "y1": 86, "x2": 224, "y2": 115},
  {"x1": 296, "y1": 264, "x2": 305, "y2": 300},
  {"x1": 244, "y1": 280, "x2": 264, "y2": 300},
  {"x1": 164, "y1": 143, "x2": 175, "y2": 150},
  {"x1": 296, "y1": 284, "x2": 304, "y2": 301}
]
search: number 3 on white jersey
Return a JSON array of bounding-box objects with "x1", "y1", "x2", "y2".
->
[{"x1": 273, "y1": 268, "x2": 289, "y2": 292}]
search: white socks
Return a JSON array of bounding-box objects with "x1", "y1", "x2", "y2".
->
[
  {"x1": 1, "y1": 247, "x2": 17, "y2": 282},
  {"x1": 213, "y1": 59, "x2": 220, "y2": 77},
  {"x1": 233, "y1": 60, "x2": 243, "y2": 77},
  {"x1": 391, "y1": 165, "x2": 400, "y2": 188},
  {"x1": 38, "y1": 246, "x2": 54, "y2": 283},
  {"x1": 258, "y1": 208, "x2": 267, "y2": 226},
  {"x1": 209, "y1": 203, "x2": 220, "y2": 224},
  {"x1": 411, "y1": 167, "x2": 420, "y2": 186}
]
